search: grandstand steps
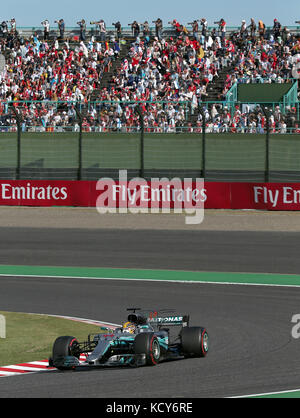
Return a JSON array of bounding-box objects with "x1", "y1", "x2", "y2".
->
[
  {"x1": 204, "y1": 60, "x2": 238, "y2": 102},
  {"x1": 91, "y1": 39, "x2": 132, "y2": 101},
  {"x1": 185, "y1": 60, "x2": 239, "y2": 126}
]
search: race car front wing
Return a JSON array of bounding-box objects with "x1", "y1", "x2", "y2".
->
[{"x1": 49, "y1": 353, "x2": 147, "y2": 370}]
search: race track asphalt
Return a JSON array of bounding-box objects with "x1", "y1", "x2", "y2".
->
[
  {"x1": 0, "y1": 226, "x2": 300, "y2": 398},
  {"x1": 0, "y1": 226, "x2": 300, "y2": 273}
]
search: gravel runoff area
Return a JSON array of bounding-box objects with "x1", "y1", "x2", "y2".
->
[{"x1": 0, "y1": 207, "x2": 300, "y2": 232}]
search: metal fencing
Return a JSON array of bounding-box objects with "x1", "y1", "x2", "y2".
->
[{"x1": 0, "y1": 101, "x2": 300, "y2": 182}]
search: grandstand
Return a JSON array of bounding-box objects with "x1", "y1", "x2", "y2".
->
[{"x1": 0, "y1": 17, "x2": 300, "y2": 181}]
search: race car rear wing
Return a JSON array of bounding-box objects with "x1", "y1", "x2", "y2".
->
[
  {"x1": 147, "y1": 314, "x2": 190, "y2": 327},
  {"x1": 126, "y1": 309, "x2": 189, "y2": 327}
]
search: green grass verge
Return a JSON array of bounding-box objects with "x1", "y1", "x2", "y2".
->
[{"x1": 0, "y1": 311, "x2": 102, "y2": 366}]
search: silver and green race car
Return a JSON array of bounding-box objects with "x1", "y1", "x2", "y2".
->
[{"x1": 49, "y1": 308, "x2": 209, "y2": 370}]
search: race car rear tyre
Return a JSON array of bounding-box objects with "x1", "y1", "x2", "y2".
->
[
  {"x1": 134, "y1": 333, "x2": 161, "y2": 366},
  {"x1": 180, "y1": 327, "x2": 209, "y2": 358},
  {"x1": 52, "y1": 336, "x2": 80, "y2": 370}
]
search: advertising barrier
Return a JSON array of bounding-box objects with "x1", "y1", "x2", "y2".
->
[
  {"x1": 0, "y1": 180, "x2": 300, "y2": 211},
  {"x1": 230, "y1": 183, "x2": 300, "y2": 211}
]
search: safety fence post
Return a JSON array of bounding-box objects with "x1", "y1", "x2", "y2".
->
[
  {"x1": 261, "y1": 106, "x2": 270, "y2": 183},
  {"x1": 75, "y1": 105, "x2": 83, "y2": 181},
  {"x1": 11, "y1": 105, "x2": 22, "y2": 180},
  {"x1": 198, "y1": 106, "x2": 206, "y2": 179},
  {"x1": 135, "y1": 105, "x2": 144, "y2": 178}
]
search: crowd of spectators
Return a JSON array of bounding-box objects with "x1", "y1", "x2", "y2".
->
[
  {"x1": 219, "y1": 19, "x2": 300, "y2": 98},
  {"x1": 0, "y1": 17, "x2": 299, "y2": 133},
  {"x1": 0, "y1": 100, "x2": 298, "y2": 135},
  {"x1": 0, "y1": 101, "x2": 191, "y2": 133},
  {"x1": 0, "y1": 22, "x2": 120, "y2": 103},
  {"x1": 96, "y1": 17, "x2": 300, "y2": 132},
  {"x1": 191, "y1": 103, "x2": 299, "y2": 134}
]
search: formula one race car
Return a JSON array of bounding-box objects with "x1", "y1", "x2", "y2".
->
[{"x1": 49, "y1": 309, "x2": 209, "y2": 370}]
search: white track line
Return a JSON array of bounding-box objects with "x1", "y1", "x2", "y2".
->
[
  {"x1": 2, "y1": 365, "x2": 48, "y2": 371},
  {"x1": 1, "y1": 273, "x2": 300, "y2": 288},
  {"x1": 230, "y1": 388, "x2": 300, "y2": 398}
]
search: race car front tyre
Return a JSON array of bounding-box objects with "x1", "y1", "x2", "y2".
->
[
  {"x1": 52, "y1": 336, "x2": 80, "y2": 370},
  {"x1": 134, "y1": 333, "x2": 161, "y2": 366},
  {"x1": 180, "y1": 327, "x2": 209, "y2": 358}
]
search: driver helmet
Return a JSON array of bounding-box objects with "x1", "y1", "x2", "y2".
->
[{"x1": 123, "y1": 321, "x2": 136, "y2": 334}]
